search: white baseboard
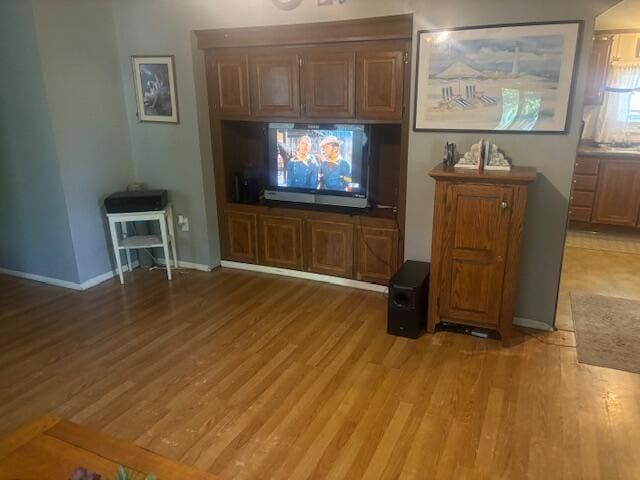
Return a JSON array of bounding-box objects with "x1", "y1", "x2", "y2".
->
[
  {"x1": 513, "y1": 316, "x2": 554, "y2": 332},
  {"x1": 0, "y1": 267, "x2": 84, "y2": 290},
  {"x1": 155, "y1": 258, "x2": 214, "y2": 272},
  {"x1": 220, "y1": 260, "x2": 388, "y2": 293},
  {"x1": 0, "y1": 262, "x2": 138, "y2": 291}
]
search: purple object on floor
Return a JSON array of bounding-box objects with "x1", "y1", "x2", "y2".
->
[{"x1": 70, "y1": 467, "x2": 101, "y2": 480}]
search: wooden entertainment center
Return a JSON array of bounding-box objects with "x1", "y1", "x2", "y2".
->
[{"x1": 196, "y1": 15, "x2": 412, "y2": 284}]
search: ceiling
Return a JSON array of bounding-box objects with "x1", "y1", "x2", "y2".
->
[{"x1": 596, "y1": 0, "x2": 640, "y2": 30}]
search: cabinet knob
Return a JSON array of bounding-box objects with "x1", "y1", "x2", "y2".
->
[{"x1": 500, "y1": 201, "x2": 509, "y2": 210}]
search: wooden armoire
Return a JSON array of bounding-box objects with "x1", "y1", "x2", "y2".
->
[
  {"x1": 427, "y1": 164, "x2": 536, "y2": 345},
  {"x1": 194, "y1": 15, "x2": 413, "y2": 285}
]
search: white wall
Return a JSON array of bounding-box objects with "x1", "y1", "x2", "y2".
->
[{"x1": 110, "y1": 0, "x2": 617, "y2": 326}]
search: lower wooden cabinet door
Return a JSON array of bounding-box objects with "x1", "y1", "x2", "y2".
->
[
  {"x1": 306, "y1": 220, "x2": 354, "y2": 277},
  {"x1": 259, "y1": 215, "x2": 303, "y2": 270},
  {"x1": 356, "y1": 226, "x2": 399, "y2": 283},
  {"x1": 440, "y1": 183, "x2": 513, "y2": 327},
  {"x1": 225, "y1": 211, "x2": 258, "y2": 263},
  {"x1": 592, "y1": 160, "x2": 640, "y2": 227}
]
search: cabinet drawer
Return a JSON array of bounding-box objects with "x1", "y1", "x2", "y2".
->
[
  {"x1": 572, "y1": 174, "x2": 597, "y2": 191},
  {"x1": 570, "y1": 190, "x2": 595, "y2": 207},
  {"x1": 568, "y1": 206, "x2": 592, "y2": 222},
  {"x1": 574, "y1": 157, "x2": 599, "y2": 175}
]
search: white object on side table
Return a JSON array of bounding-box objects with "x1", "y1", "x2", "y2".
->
[{"x1": 106, "y1": 203, "x2": 177, "y2": 284}]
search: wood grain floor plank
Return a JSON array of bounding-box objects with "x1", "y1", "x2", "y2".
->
[{"x1": 1, "y1": 269, "x2": 639, "y2": 479}]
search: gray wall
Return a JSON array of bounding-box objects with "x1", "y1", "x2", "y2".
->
[
  {"x1": 111, "y1": 4, "x2": 220, "y2": 268},
  {"x1": 110, "y1": 0, "x2": 616, "y2": 327},
  {"x1": 32, "y1": 0, "x2": 134, "y2": 283},
  {"x1": 0, "y1": 0, "x2": 79, "y2": 283}
]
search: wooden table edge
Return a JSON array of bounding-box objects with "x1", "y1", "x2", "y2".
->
[{"x1": 1, "y1": 416, "x2": 222, "y2": 480}]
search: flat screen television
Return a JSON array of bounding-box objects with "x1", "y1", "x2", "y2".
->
[{"x1": 264, "y1": 123, "x2": 370, "y2": 208}]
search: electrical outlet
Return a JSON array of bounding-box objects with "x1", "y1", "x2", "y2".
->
[{"x1": 177, "y1": 215, "x2": 189, "y2": 232}]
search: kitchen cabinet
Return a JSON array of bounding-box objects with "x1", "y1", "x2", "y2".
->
[
  {"x1": 592, "y1": 160, "x2": 640, "y2": 227},
  {"x1": 569, "y1": 153, "x2": 640, "y2": 229},
  {"x1": 584, "y1": 37, "x2": 613, "y2": 106}
]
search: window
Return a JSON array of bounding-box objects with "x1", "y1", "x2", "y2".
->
[{"x1": 629, "y1": 91, "x2": 640, "y2": 125}]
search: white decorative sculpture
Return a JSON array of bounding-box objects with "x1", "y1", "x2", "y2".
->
[
  {"x1": 454, "y1": 142, "x2": 481, "y2": 169},
  {"x1": 455, "y1": 139, "x2": 512, "y2": 171},
  {"x1": 485, "y1": 143, "x2": 512, "y2": 171}
]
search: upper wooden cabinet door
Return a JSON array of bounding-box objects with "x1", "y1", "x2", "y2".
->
[
  {"x1": 210, "y1": 54, "x2": 250, "y2": 116},
  {"x1": 584, "y1": 37, "x2": 613, "y2": 106},
  {"x1": 301, "y1": 48, "x2": 355, "y2": 118},
  {"x1": 259, "y1": 215, "x2": 304, "y2": 270},
  {"x1": 306, "y1": 220, "x2": 354, "y2": 277},
  {"x1": 440, "y1": 184, "x2": 513, "y2": 327},
  {"x1": 592, "y1": 160, "x2": 640, "y2": 227},
  {"x1": 249, "y1": 53, "x2": 300, "y2": 117},
  {"x1": 356, "y1": 225, "x2": 399, "y2": 283},
  {"x1": 225, "y1": 210, "x2": 258, "y2": 263},
  {"x1": 356, "y1": 49, "x2": 404, "y2": 120}
]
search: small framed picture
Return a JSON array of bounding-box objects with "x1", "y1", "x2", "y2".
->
[{"x1": 131, "y1": 55, "x2": 179, "y2": 123}]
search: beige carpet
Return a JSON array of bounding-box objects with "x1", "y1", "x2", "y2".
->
[{"x1": 571, "y1": 293, "x2": 640, "y2": 374}]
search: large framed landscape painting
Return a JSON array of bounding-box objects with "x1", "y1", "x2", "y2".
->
[
  {"x1": 131, "y1": 55, "x2": 179, "y2": 123},
  {"x1": 414, "y1": 21, "x2": 582, "y2": 133}
]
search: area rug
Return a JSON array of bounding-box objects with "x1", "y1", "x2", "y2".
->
[{"x1": 570, "y1": 293, "x2": 640, "y2": 374}]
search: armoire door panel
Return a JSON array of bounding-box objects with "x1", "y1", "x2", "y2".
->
[
  {"x1": 453, "y1": 195, "x2": 501, "y2": 252},
  {"x1": 302, "y1": 49, "x2": 355, "y2": 118},
  {"x1": 440, "y1": 184, "x2": 513, "y2": 326},
  {"x1": 306, "y1": 220, "x2": 354, "y2": 277},
  {"x1": 449, "y1": 261, "x2": 492, "y2": 315},
  {"x1": 259, "y1": 215, "x2": 303, "y2": 269},
  {"x1": 250, "y1": 53, "x2": 300, "y2": 117},
  {"x1": 355, "y1": 226, "x2": 399, "y2": 283},
  {"x1": 212, "y1": 54, "x2": 250, "y2": 116},
  {"x1": 225, "y1": 211, "x2": 258, "y2": 263},
  {"x1": 356, "y1": 49, "x2": 404, "y2": 120}
]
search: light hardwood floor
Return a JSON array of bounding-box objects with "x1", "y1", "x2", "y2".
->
[{"x1": 2, "y1": 268, "x2": 640, "y2": 479}]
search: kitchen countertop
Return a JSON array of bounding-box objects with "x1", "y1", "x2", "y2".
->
[{"x1": 577, "y1": 143, "x2": 640, "y2": 159}]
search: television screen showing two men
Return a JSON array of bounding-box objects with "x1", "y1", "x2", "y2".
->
[{"x1": 269, "y1": 124, "x2": 367, "y2": 195}]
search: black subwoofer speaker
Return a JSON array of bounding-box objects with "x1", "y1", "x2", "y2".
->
[{"x1": 387, "y1": 260, "x2": 430, "y2": 339}]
